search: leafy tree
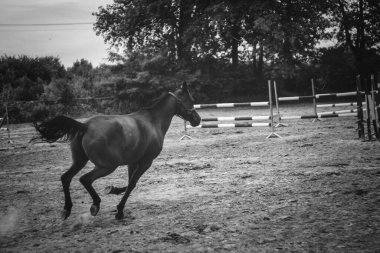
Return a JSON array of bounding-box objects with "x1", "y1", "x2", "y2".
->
[
  {"x1": 92, "y1": 0, "x2": 379, "y2": 92},
  {"x1": 67, "y1": 59, "x2": 95, "y2": 97},
  {"x1": 253, "y1": 1, "x2": 330, "y2": 79},
  {"x1": 13, "y1": 76, "x2": 44, "y2": 101},
  {"x1": 327, "y1": 0, "x2": 380, "y2": 76},
  {"x1": 42, "y1": 79, "x2": 74, "y2": 105},
  {"x1": 67, "y1": 59, "x2": 93, "y2": 78},
  {"x1": 0, "y1": 55, "x2": 66, "y2": 100},
  {"x1": 318, "y1": 46, "x2": 356, "y2": 91},
  {"x1": 93, "y1": 0, "x2": 205, "y2": 64}
]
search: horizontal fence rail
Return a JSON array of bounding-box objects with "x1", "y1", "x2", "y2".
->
[
  {"x1": 280, "y1": 112, "x2": 357, "y2": 120},
  {"x1": 317, "y1": 102, "x2": 367, "y2": 108},
  {"x1": 187, "y1": 122, "x2": 271, "y2": 128},
  {"x1": 201, "y1": 116, "x2": 271, "y2": 122},
  {"x1": 317, "y1": 109, "x2": 361, "y2": 115},
  {"x1": 194, "y1": 101, "x2": 269, "y2": 109},
  {"x1": 278, "y1": 95, "x2": 315, "y2": 101},
  {"x1": 315, "y1": 91, "x2": 358, "y2": 98},
  {"x1": 278, "y1": 91, "x2": 360, "y2": 102}
]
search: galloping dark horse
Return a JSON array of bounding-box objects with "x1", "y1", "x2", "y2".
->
[{"x1": 34, "y1": 83, "x2": 201, "y2": 220}]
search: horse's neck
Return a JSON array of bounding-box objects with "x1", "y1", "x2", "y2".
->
[{"x1": 149, "y1": 95, "x2": 176, "y2": 135}]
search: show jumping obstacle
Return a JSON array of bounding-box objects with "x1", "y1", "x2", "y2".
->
[
  {"x1": 272, "y1": 80, "x2": 363, "y2": 127},
  {"x1": 274, "y1": 75, "x2": 379, "y2": 141},
  {"x1": 185, "y1": 81, "x2": 280, "y2": 139},
  {"x1": 355, "y1": 74, "x2": 380, "y2": 140},
  {"x1": 185, "y1": 74, "x2": 380, "y2": 141}
]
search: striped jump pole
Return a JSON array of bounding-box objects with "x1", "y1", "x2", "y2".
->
[
  {"x1": 278, "y1": 90, "x2": 359, "y2": 103},
  {"x1": 201, "y1": 115, "x2": 271, "y2": 122},
  {"x1": 317, "y1": 102, "x2": 367, "y2": 108},
  {"x1": 188, "y1": 122, "x2": 271, "y2": 128},
  {"x1": 267, "y1": 80, "x2": 281, "y2": 138},
  {"x1": 194, "y1": 101, "x2": 269, "y2": 109},
  {"x1": 273, "y1": 81, "x2": 287, "y2": 127},
  {"x1": 277, "y1": 90, "x2": 358, "y2": 103},
  {"x1": 277, "y1": 95, "x2": 315, "y2": 101},
  {"x1": 280, "y1": 112, "x2": 357, "y2": 120},
  {"x1": 317, "y1": 109, "x2": 361, "y2": 115},
  {"x1": 315, "y1": 91, "x2": 357, "y2": 99},
  {"x1": 278, "y1": 92, "x2": 359, "y2": 102}
]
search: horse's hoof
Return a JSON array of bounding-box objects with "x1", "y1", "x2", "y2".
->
[
  {"x1": 90, "y1": 204, "x2": 99, "y2": 216},
  {"x1": 115, "y1": 211, "x2": 124, "y2": 220},
  {"x1": 61, "y1": 209, "x2": 71, "y2": 220},
  {"x1": 104, "y1": 186, "x2": 115, "y2": 195}
]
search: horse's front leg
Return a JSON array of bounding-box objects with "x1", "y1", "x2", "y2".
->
[
  {"x1": 104, "y1": 164, "x2": 137, "y2": 195},
  {"x1": 61, "y1": 161, "x2": 87, "y2": 219},
  {"x1": 115, "y1": 160, "x2": 152, "y2": 220},
  {"x1": 80, "y1": 165, "x2": 116, "y2": 216},
  {"x1": 61, "y1": 139, "x2": 88, "y2": 220}
]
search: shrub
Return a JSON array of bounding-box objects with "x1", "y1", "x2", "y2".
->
[{"x1": 30, "y1": 103, "x2": 50, "y2": 122}]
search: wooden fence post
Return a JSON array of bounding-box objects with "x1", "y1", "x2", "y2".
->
[
  {"x1": 356, "y1": 75, "x2": 365, "y2": 139},
  {"x1": 370, "y1": 74, "x2": 379, "y2": 139}
]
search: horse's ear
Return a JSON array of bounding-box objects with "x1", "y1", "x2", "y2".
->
[{"x1": 181, "y1": 82, "x2": 188, "y2": 91}]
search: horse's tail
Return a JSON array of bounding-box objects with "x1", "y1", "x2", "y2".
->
[{"x1": 33, "y1": 116, "x2": 88, "y2": 143}]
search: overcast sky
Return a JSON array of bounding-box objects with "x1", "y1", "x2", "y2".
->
[{"x1": 0, "y1": 0, "x2": 114, "y2": 67}]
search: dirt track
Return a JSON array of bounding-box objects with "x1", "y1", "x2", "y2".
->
[{"x1": 1, "y1": 104, "x2": 380, "y2": 252}]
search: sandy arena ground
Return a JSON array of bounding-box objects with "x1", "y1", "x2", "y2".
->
[{"x1": 0, "y1": 104, "x2": 379, "y2": 252}]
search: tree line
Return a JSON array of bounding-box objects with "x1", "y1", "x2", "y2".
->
[{"x1": 93, "y1": 0, "x2": 380, "y2": 84}]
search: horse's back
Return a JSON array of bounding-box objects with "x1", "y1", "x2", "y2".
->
[{"x1": 81, "y1": 114, "x2": 160, "y2": 167}]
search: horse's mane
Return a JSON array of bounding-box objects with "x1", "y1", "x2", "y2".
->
[{"x1": 141, "y1": 91, "x2": 170, "y2": 110}]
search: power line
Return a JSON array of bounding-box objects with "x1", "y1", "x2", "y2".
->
[
  {"x1": 0, "y1": 22, "x2": 93, "y2": 26},
  {"x1": 0, "y1": 28, "x2": 91, "y2": 32}
]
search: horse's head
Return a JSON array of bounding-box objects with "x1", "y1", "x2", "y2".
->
[{"x1": 169, "y1": 82, "x2": 201, "y2": 127}]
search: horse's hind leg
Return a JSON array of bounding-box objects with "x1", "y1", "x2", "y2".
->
[
  {"x1": 115, "y1": 160, "x2": 152, "y2": 220},
  {"x1": 104, "y1": 186, "x2": 127, "y2": 195},
  {"x1": 80, "y1": 165, "x2": 116, "y2": 216},
  {"x1": 61, "y1": 139, "x2": 88, "y2": 220},
  {"x1": 105, "y1": 164, "x2": 136, "y2": 195}
]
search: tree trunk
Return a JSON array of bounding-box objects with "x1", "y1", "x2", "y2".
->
[
  {"x1": 257, "y1": 44, "x2": 264, "y2": 79},
  {"x1": 339, "y1": 0, "x2": 366, "y2": 76},
  {"x1": 281, "y1": 1, "x2": 293, "y2": 64},
  {"x1": 230, "y1": 22, "x2": 240, "y2": 69},
  {"x1": 176, "y1": 0, "x2": 191, "y2": 64}
]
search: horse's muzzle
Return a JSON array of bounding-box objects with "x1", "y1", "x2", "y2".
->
[{"x1": 189, "y1": 111, "x2": 201, "y2": 127}]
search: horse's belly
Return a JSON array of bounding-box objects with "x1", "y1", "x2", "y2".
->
[
  {"x1": 82, "y1": 121, "x2": 162, "y2": 167},
  {"x1": 120, "y1": 144, "x2": 162, "y2": 165},
  {"x1": 84, "y1": 139, "x2": 157, "y2": 167}
]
